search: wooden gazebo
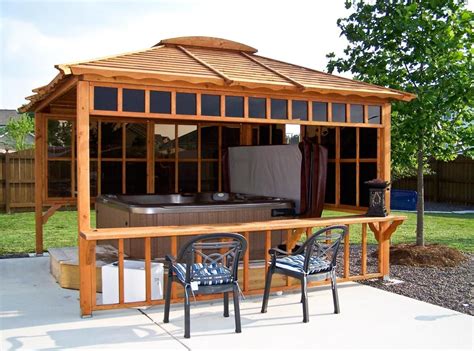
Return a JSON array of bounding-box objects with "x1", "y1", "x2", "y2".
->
[{"x1": 21, "y1": 37, "x2": 414, "y2": 317}]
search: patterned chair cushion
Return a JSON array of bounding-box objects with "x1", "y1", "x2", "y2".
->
[
  {"x1": 275, "y1": 254, "x2": 331, "y2": 274},
  {"x1": 173, "y1": 263, "x2": 233, "y2": 286}
]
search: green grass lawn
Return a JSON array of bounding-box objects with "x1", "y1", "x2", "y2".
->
[{"x1": 0, "y1": 209, "x2": 472, "y2": 255}]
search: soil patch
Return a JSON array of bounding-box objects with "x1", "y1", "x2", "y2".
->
[{"x1": 388, "y1": 244, "x2": 467, "y2": 267}]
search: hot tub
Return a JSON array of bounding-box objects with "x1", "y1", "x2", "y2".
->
[{"x1": 96, "y1": 193, "x2": 295, "y2": 260}]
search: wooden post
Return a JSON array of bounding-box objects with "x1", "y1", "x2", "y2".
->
[
  {"x1": 382, "y1": 103, "x2": 391, "y2": 213},
  {"x1": 5, "y1": 152, "x2": 11, "y2": 214},
  {"x1": 34, "y1": 113, "x2": 44, "y2": 255},
  {"x1": 379, "y1": 221, "x2": 390, "y2": 279},
  {"x1": 77, "y1": 80, "x2": 93, "y2": 317}
]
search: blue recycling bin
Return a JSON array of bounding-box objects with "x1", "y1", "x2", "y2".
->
[{"x1": 391, "y1": 189, "x2": 417, "y2": 211}]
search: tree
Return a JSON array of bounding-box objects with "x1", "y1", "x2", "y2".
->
[
  {"x1": 4, "y1": 113, "x2": 35, "y2": 151},
  {"x1": 327, "y1": 0, "x2": 473, "y2": 246}
]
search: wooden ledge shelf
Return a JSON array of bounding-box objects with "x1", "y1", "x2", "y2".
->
[{"x1": 81, "y1": 215, "x2": 406, "y2": 241}]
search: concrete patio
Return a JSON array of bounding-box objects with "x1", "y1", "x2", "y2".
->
[{"x1": 1, "y1": 256, "x2": 472, "y2": 350}]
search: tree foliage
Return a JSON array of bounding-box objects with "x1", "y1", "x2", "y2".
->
[
  {"x1": 4, "y1": 113, "x2": 35, "y2": 151},
  {"x1": 327, "y1": 0, "x2": 473, "y2": 179}
]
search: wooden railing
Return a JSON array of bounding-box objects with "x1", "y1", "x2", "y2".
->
[{"x1": 79, "y1": 214, "x2": 405, "y2": 316}]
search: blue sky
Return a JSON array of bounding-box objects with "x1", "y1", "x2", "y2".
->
[{"x1": 1, "y1": 0, "x2": 355, "y2": 109}]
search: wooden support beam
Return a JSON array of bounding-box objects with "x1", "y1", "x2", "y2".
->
[
  {"x1": 77, "y1": 80, "x2": 93, "y2": 317},
  {"x1": 42, "y1": 203, "x2": 63, "y2": 225},
  {"x1": 4, "y1": 152, "x2": 10, "y2": 214},
  {"x1": 34, "y1": 113, "x2": 45, "y2": 255}
]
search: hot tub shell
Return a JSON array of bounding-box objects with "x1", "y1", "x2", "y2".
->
[{"x1": 96, "y1": 193, "x2": 295, "y2": 260}]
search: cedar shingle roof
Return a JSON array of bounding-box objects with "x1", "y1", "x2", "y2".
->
[{"x1": 20, "y1": 36, "x2": 415, "y2": 112}]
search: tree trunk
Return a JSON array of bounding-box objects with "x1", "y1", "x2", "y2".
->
[{"x1": 416, "y1": 141, "x2": 424, "y2": 246}]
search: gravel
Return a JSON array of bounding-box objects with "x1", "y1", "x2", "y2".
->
[{"x1": 335, "y1": 245, "x2": 473, "y2": 316}]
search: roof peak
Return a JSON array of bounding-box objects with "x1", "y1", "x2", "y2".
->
[{"x1": 155, "y1": 36, "x2": 257, "y2": 53}]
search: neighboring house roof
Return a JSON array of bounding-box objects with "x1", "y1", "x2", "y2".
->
[
  {"x1": 20, "y1": 36, "x2": 416, "y2": 112},
  {"x1": 0, "y1": 109, "x2": 19, "y2": 126}
]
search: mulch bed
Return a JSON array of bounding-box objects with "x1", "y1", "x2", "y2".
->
[{"x1": 336, "y1": 245, "x2": 473, "y2": 316}]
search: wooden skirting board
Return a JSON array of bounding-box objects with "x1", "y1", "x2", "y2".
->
[{"x1": 48, "y1": 245, "x2": 296, "y2": 295}]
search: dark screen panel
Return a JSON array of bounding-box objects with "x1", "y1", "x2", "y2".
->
[
  {"x1": 48, "y1": 120, "x2": 72, "y2": 158},
  {"x1": 225, "y1": 96, "x2": 244, "y2": 117},
  {"x1": 368, "y1": 105, "x2": 382, "y2": 124},
  {"x1": 360, "y1": 128, "x2": 378, "y2": 158},
  {"x1": 126, "y1": 123, "x2": 147, "y2": 158},
  {"x1": 272, "y1": 124, "x2": 285, "y2": 145},
  {"x1": 201, "y1": 126, "x2": 219, "y2": 159},
  {"x1": 201, "y1": 94, "x2": 220, "y2": 116},
  {"x1": 320, "y1": 127, "x2": 336, "y2": 159},
  {"x1": 258, "y1": 125, "x2": 270, "y2": 145},
  {"x1": 123, "y1": 89, "x2": 145, "y2": 112},
  {"x1": 150, "y1": 91, "x2": 171, "y2": 114},
  {"x1": 101, "y1": 122, "x2": 122, "y2": 158},
  {"x1": 325, "y1": 162, "x2": 336, "y2": 204},
  {"x1": 292, "y1": 100, "x2": 307, "y2": 120},
  {"x1": 313, "y1": 102, "x2": 327, "y2": 121},
  {"x1": 178, "y1": 162, "x2": 198, "y2": 192},
  {"x1": 271, "y1": 99, "x2": 287, "y2": 119},
  {"x1": 94, "y1": 87, "x2": 117, "y2": 111},
  {"x1": 221, "y1": 126, "x2": 240, "y2": 149},
  {"x1": 359, "y1": 163, "x2": 377, "y2": 207},
  {"x1": 101, "y1": 161, "x2": 122, "y2": 194},
  {"x1": 332, "y1": 103, "x2": 346, "y2": 122},
  {"x1": 201, "y1": 162, "x2": 218, "y2": 191},
  {"x1": 90, "y1": 121, "x2": 98, "y2": 158},
  {"x1": 48, "y1": 161, "x2": 71, "y2": 197},
  {"x1": 176, "y1": 93, "x2": 196, "y2": 115},
  {"x1": 340, "y1": 127, "x2": 356, "y2": 159},
  {"x1": 249, "y1": 97, "x2": 266, "y2": 118},
  {"x1": 350, "y1": 104, "x2": 364, "y2": 123},
  {"x1": 340, "y1": 163, "x2": 357, "y2": 206},
  {"x1": 126, "y1": 162, "x2": 147, "y2": 194},
  {"x1": 155, "y1": 162, "x2": 175, "y2": 194}
]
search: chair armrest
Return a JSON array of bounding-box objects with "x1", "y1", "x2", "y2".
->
[
  {"x1": 165, "y1": 254, "x2": 177, "y2": 263},
  {"x1": 268, "y1": 248, "x2": 291, "y2": 257}
]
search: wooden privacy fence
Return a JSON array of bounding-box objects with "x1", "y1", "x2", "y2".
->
[
  {"x1": 393, "y1": 156, "x2": 474, "y2": 205},
  {"x1": 0, "y1": 149, "x2": 35, "y2": 213},
  {"x1": 79, "y1": 215, "x2": 405, "y2": 316}
]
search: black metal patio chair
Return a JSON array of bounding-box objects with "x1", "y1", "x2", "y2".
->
[
  {"x1": 261, "y1": 225, "x2": 347, "y2": 323},
  {"x1": 163, "y1": 233, "x2": 247, "y2": 338}
]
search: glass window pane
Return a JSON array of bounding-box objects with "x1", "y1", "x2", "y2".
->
[
  {"x1": 126, "y1": 123, "x2": 147, "y2": 158},
  {"x1": 94, "y1": 87, "x2": 117, "y2": 111},
  {"x1": 312, "y1": 102, "x2": 328, "y2": 121},
  {"x1": 155, "y1": 124, "x2": 176, "y2": 159},
  {"x1": 359, "y1": 163, "x2": 377, "y2": 207},
  {"x1": 101, "y1": 161, "x2": 122, "y2": 194},
  {"x1": 178, "y1": 125, "x2": 197, "y2": 159},
  {"x1": 150, "y1": 91, "x2": 171, "y2": 114},
  {"x1": 332, "y1": 103, "x2": 346, "y2": 122},
  {"x1": 350, "y1": 104, "x2": 364, "y2": 123},
  {"x1": 176, "y1": 92, "x2": 196, "y2": 115},
  {"x1": 178, "y1": 162, "x2": 197, "y2": 192},
  {"x1": 201, "y1": 125, "x2": 218, "y2": 159},
  {"x1": 126, "y1": 162, "x2": 147, "y2": 194},
  {"x1": 341, "y1": 127, "x2": 356, "y2": 159},
  {"x1": 325, "y1": 162, "x2": 335, "y2": 204},
  {"x1": 225, "y1": 96, "x2": 244, "y2": 117},
  {"x1": 271, "y1": 99, "x2": 287, "y2": 119},
  {"x1": 48, "y1": 120, "x2": 72, "y2": 157},
  {"x1": 368, "y1": 105, "x2": 382, "y2": 124},
  {"x1": 201, "y1": 94, "x2": 220, "y2": 116},
  {"x1": 48, "y1": 161, "x2": 71, "y2": 197},
  {"x1": 155, "y1": 162, "x2": 175, "y2": 194},
  {"x1": 340, "y1": 163, "x2": 356, "y2": 206},
  {"x1": 101, "y1": 122, "x2": 122, "y2": 158},
  {"x1": 359, "y1": 128, "x2": 378, "y2": 158},
  {"x1": 249, "y1": 97, "x2": 266, "y2": 118},
  {"x1": 292, "y1": 100, "x2": 307, "y2": 120},
  {"x1": 90, "y1": 121, "x2": 98, "y2": 158},
  {"x1": 123, "y1": 89, "x2": 145, "y2": 112},
  {"x1": 201, "y1": 162, "x2": 218, "y2": 192}
]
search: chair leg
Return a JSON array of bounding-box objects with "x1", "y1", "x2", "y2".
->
[
  {"x1": 223, "y1": 292, "x2": 229, "y2": 317},
  {"x1": 331, "y1": 270, "x2": 340, "y2": 314},
  {"x1": 233, "y1": 284, "x2": 242, "y2": 333},
  {"x1": 301, "y1": 277, "x2": 309, "y2": 323},
  {"x1": 261, "y1": 267, "x2": 273, "y2": 313},
  {"x1": 184, "y1": 286, "x2": 191, "y2": 339},
  {"x1": 163, "y1": 275, "x2": 173, "y2": 323}
]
